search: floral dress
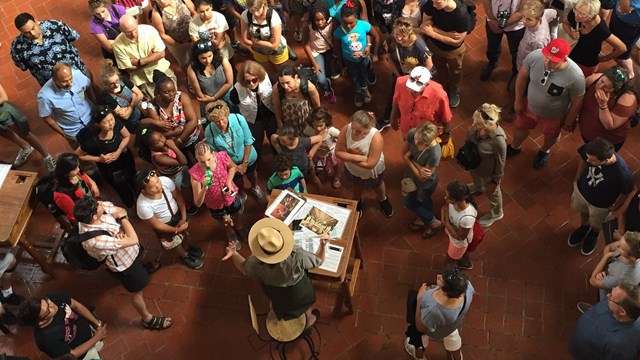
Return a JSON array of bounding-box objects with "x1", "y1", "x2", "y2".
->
[
  {"x1": 281, "y1": 95, "x2": 311, "y2": 134},
  {"x1": 155, "y1": 0, "x2": 192, "y2": 44}
]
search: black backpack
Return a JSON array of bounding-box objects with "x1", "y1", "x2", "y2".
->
[
  {"x1": 35, "y1": 174, "x2": 65, "y2": 217},
  {"x1": 456, "y1": 139, "x2": 481, "y2": 170},
  {"x1": 277, "y1": 65, "x2": 317, "y2": 100},
  {"x1": 462, "y1": 0, "x2": 477, "y2": 34},
  {"x1": 62, "y1": 227, "x2": 110, "y2": 270},
  {"x1": 247, "y1": 6, "x2": 274, "y2": 36}
]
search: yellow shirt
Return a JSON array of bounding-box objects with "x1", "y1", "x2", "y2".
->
[{"x1": 112, "y1": 24, "x2": 171, "y2": 86}]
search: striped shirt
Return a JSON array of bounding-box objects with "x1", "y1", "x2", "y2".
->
[{"x1": 79, "y1": 202, "x2": 140, "y2": 272}]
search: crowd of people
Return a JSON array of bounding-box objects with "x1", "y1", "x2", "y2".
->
[{"x1": 1, "y1": 0, "x2": 640, "y2": 358}]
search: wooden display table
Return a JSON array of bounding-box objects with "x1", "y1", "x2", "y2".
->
[{"x1": 269, "y1": 190, "x2": 364, "y2": 317}]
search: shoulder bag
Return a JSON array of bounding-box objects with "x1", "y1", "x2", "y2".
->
[{"x1": 158, "y1": 189, "x2": 185, "y2": 250}]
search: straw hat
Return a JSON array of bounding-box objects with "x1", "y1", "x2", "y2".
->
[{"x1": 248, "y1": 218, "x2": 294, "y2": 264}]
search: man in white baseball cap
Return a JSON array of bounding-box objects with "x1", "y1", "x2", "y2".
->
[
  {"x1": 390, "y1": 66, "x2": 452, "y2": 142},
  {"x1": 223, "y1": 218, "x2": 329, "y2": 326}
]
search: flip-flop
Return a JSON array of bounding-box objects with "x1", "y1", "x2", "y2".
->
[
  {"x1": 408, "y1": 221, "x2": 425, "y2": 232},
  {"x1": 142, "y1": 315, "x2": 173, "y2": 330}
]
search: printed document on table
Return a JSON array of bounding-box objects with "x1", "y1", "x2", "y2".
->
[
  {"x1": 318, "y1": 244, "x2": 344, "y2": 273},
  {"x1": 0, "y1": 164, "x2": 10, "y2": 189},
  {"x1": 292, "y1": 231, "x2": 344, "y2": 273},
  {"x1": 293, "y1": 198, "x2": 352, "y2": 238}
]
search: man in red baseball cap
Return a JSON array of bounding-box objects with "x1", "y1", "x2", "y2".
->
[{"x1": 508, "y1": 38, "x2": 586, "y2": 169}]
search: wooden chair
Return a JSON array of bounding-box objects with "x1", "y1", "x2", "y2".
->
[
  {"x1": 30, "y1": 205, "x2": 72, "y2": 264},
  {"x1": 247, "y1": 295, "x2": 321, "y2": 360}
]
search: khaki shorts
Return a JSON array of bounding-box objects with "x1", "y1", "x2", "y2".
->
[
  {"x1": 421, "y1": 329, "x2": 462, "y2": 352},
  {"x1": 571, "y1": 182, "x2": 610, "y2": 229},
  {"x1": 0, "y1": 102, "x2": 30, "y2": 133}
]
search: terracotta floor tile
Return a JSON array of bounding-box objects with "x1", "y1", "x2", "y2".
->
[{"x1": 2, "y1": 3, "x2": 633, "y2": 357}]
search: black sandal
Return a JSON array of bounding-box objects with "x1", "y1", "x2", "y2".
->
[
  {"x1": 408, "y1": 221, "x2": 425, "y2": 232},
  {"x1": 143, "y1": 261, "x2": 161, "y2": 274},
  {"x1": 142, "y1": 315, "x2": 173, "y2": 330}
]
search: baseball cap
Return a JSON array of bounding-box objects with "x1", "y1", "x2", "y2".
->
[
  {"x1": 541, "y1": 39, "x2": 570, "y2": 63},
  {"x1": 406, "y1": 66, "x2": 431, "y2": 92}
]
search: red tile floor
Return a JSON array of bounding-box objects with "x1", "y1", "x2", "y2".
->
[{"x1": 2, "y1": 2, "x2": 640, "y2": 359}]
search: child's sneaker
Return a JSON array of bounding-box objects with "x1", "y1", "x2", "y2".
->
[
  {"x1": 362, "y1": 88, "x2": 372, "y2": 104},
  {"x1": 325, "y1": 82, "x2": 337, "y2": 104},
  {"x1": 354, "y1": 92, "x2": 364, "y2": 108}
]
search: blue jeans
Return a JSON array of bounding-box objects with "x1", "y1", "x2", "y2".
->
[
  {"x1": 343, "y1": 57, "x2": 370, "y2": 92},
  {"x1": 402, "y1": 180, "x2": 438, "y2": 224},
  {"x1": 314, "y1": 50, "x2": 333, "y2": 92}
]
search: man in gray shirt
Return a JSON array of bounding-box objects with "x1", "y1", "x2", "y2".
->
[
  {"x1": 578, "y1": 231, "x2": 640, "y2": 312},
  {"x1": 223, "y1": 218, "x2": 327, "y2": 326},
  {"x1": 508, "y1": 38, "x2": 585, "y2": 169}
]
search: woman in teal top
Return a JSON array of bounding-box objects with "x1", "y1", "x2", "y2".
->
[{"x1": 204, "y1": 100, "x2": 267, "y2": 206}]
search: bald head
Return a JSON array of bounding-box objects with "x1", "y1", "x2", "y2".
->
[
  {"x1": 119, "y1": 15, "x2": 139, "y2": 40},
  {"x1": 52, "y1": 63, "x2": 73, "y2": 90}
]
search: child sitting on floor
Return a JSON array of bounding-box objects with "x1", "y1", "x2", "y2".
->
[
  {"x1": 304, "y1": 107, "x2": 343, "y2": 189},
  {"x1": 267, "y1": 155, "x2": 307, "y2": 193}
]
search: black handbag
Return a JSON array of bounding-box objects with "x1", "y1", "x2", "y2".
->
[{"x1": 456, "y1": 137, "x2": 481, "y2": 171}]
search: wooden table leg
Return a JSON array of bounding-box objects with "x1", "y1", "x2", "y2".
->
[
  {"x1": 354, "y1": 230, "x2": 364, "y2": 269},
  {"x1": 341, "y1": 281, "x2": 354, "y2": 316},
  {"x1": 20, "y1": 237, "x2": 53, "y2": 276}
]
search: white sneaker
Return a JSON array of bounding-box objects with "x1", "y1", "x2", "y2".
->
[
  {"x1": 44, "y1": 155, "x2": 56, "y2": 173},
  {"x1": 249, "y1": 186, "x2": 267, "y2": 206},
  {"x1": 13, "y1": 146, "x2": 34, "y2": 167},
  {"x1": 404, "y1": 337, "x2": 425, "y2": 360},
  {"x1": 479, "y1": 212, "x2": 504, "y2": 227}
]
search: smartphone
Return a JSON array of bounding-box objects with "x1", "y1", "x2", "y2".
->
[{"x1": 222, "y1": 186, "x2": 237, "y2": 197}]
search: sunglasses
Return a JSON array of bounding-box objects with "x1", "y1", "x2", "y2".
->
[
  {"x1": 196, "y1": 40, "x2": 213, "y2": 50},
  {"x1": 144, "y1": 170, "x2": 157, "y2": 183},
  {"x1": 245, "y1": 77, "x2": 259, "y2": 85},
  {"x1": 96, "y1": 107, "x2": 111, "y2": 118},
  {"x1": 477, "y1": 107, "x2": 494, "y2": 121},
  {"x1": 610, "y1": 68, "x2": 626, "y2": 82},
  {"x1": 540, "y1": 69, "x2": 550, "y2": 85},
  {"x1": 409, "y1": 75, "x2": 427, "y2": 87},
  {"x1": 395, "y1": 19, "x2": 413, "y2": 28},
  {"x1": 207, "y1": 104, "x2": 226, "y2": 113},
  {"x1": 446, "y1": 267, "x2": 462, "y2": 282}
]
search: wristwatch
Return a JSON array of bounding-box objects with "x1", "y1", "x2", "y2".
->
[{"x1": 116, "y1": 215, "x2": 129, "y2": 223}]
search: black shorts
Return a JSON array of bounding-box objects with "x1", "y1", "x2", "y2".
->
[
  {"x1": 209, "y1": 197, "x2": 242, "y2": 219},
  {"x1": 107, "y1": 256, "x2": 150, "y2": 293}
]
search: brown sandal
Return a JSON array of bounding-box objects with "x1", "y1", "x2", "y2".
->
[{"x1": 422, "y1": 226, "x2": 442, "y2": 239}]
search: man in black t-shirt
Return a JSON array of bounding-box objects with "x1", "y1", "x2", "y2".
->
[
  {"x1": 568, "y1": 138, "x2": 634, "y2": 256},
  {"x1": 17, "y1": 292, "x2": 106, "y2": 360},
  {"x1": 420, "y1": 0, "x2": 470, "y2": 108}
]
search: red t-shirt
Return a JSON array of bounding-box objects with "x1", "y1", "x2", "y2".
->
[
  {"x1": 578, "y1": 84, "x2": 637, "y2": 145},
  {"x1": 53, "y1": 173, "x2": 94, "y2": 222},
  {"x1": 393, "y1": 76, "x2": 452, "y2": 137}
]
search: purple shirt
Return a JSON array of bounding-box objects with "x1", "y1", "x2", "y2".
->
[{"x1": 89, "y1": 4, "x2": 126, "y2": 39}]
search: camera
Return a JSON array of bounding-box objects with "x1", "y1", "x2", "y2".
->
[{"x1": 496, "y1": 9, "x2": 511, "y2": 28}]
